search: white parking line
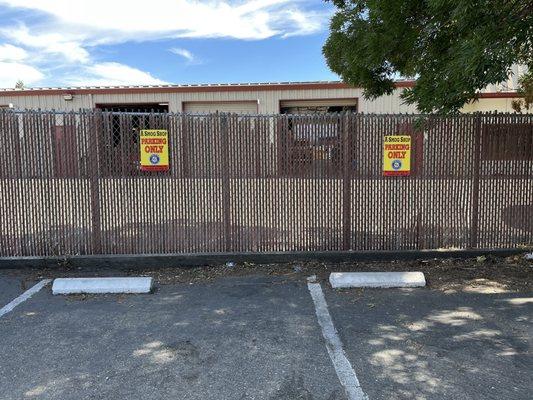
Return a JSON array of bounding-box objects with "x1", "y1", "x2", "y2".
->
[
  {"x1": 0, "y1": 279, "x2": 51, "y2": 318},
  {"x1": 307, "y1": 282, "x2": 368, "y2": 400}
]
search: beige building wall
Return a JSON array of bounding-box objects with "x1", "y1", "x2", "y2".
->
[
  {"x1": 0, "y1": 84, "x2": 527, "y2": 114},
  {"x1": 461, "y1": 98, "x2": 531, "y2": 113},
  {"x1": 0, "y1": 85, "x2": 418, "y2": 114}
]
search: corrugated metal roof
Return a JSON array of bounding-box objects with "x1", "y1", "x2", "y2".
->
[{"x1": 0, "y1": 79, "x2": 415, "y2": 93}]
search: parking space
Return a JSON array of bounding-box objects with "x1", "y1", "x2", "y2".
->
[
  {"x1": 0, "y1": 275, "x2": 346, "y2": 400},
  {"x1": 0, "y1": 261, "x2": 531, "y2": 400},
  {"x1": 325, "y1": 287, "x2": 532, "y2": 400}
]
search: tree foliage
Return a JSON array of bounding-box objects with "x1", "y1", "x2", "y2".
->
[
  {"x1": 323, "y1": 0, "x2": 533, "y2": 113},
  {"x1": 512, "y1": 71, "x2": 533, "y2": 112}
]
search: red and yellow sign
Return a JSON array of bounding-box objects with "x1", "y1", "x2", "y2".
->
[
  {"x1": 383, "y1": 135, "x2": 411, "y2": 176},
  {"x1": 140, "y1": 129, "x2": 169, "y2": 171}
]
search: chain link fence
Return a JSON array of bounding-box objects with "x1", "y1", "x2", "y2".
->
[{"x1": 0, "y1": 109, "x2": 531, "y2": 256}]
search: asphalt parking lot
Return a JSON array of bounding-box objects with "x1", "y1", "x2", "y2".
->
[{"x1": 0, "y1": 263, "x2": 531, "y2": 400}]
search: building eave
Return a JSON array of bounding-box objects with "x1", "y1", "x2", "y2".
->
[{"x1": 0, "y1": 80, "x2": 416, "y2": 97}]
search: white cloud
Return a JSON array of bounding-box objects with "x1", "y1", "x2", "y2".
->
[
  {"x1": 0, "y1": 61, "x2": 44, "y2": 88},
  {"x1": 282, "y1": 9, "x2": 327, "y2": 37},
  {"x1": 0, "y1": 0, "x2": 329, "y2": 87},
  {"x1": 2, "y1": 26, "x2": 89, "y2": 63},
  {"x1": 66, "y1": 62, "x2": 167, "y2": 86},
  {"x1": 0, "y1": 0, "x2": 324, "y2": 41},
  {"x1": 0, "y1": 43, "x2": 28, "y2": 61},
  {"x1": 169, "y1": 47, "x2": 195, "y2": 62}
]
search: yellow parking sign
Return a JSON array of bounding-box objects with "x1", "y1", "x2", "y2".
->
[
  {"x1": 383, "y1": 135, "x2": 411, "y2": 176},
  {"x1": 140, "y1": 129, "x2": 169, "y2": 171}
]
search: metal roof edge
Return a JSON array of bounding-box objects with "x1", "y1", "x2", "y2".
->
[{"x1": 0, "y1": 80, "x2": 416, "y2": 96}]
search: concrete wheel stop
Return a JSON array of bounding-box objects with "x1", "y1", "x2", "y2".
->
[
  {"x1": 329, "y1": 272, "x2": 426, "y2": 288},
  {"x1": 52, "y1": 277, "x2": 153, "y2": 295}
]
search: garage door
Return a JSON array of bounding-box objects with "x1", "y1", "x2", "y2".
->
[
  {"x1": 280, "y1": 99, "x2": 357, "y2": 114},
  {"x1": 183, "y1": 101, "x2": 258, "y2": 114}
]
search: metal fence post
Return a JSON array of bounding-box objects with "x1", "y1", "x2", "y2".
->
[
  {"x1": 88, "y1": 110, "x2": 102, "y2": 254},
  {"x1": 220, "y1": 113, "x2": 232, "y2": 252},
  {"x1": 276, "y1": 116, "x2": 287, "y2": 177},
  {"x1": 470, "y1": 113, "x2": 482, "y2": 249},
  {"x1": 180, "y1": 115, "x2": 190, "y2": 178},
  {"x1": 342, "y1": 113, "x2": 352, "y2": 250}
]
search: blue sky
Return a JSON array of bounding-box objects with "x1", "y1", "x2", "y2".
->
[{"x1": 0, "y1": 1, "x2": 339, "y2": 88}]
